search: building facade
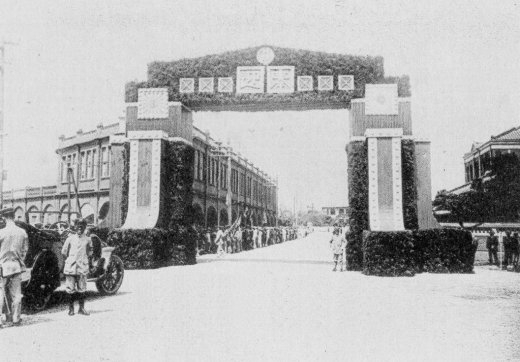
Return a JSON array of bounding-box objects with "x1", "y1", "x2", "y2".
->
[
  {"x1": 451, "y1": 126, "x2": 520, "y2": 194},
  {"x1": 2, "y1": 118, "x2": 277, "y2": 227},
  {"x1": 321, "y1": 206, "x2": 349, "y2": 217}
]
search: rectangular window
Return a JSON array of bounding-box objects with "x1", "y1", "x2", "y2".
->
[
  {"x1": 101, "y1": 147, "x2": 110, "y2": 177},
  {"x1": 80, "y1": 151, "x2": 87, "y2": 180},
  {"x1": 210, "y1": 159, "x2": 215, "y2": 186},
  {"x1": 240, "y1": 173, "x2": 246, "y2": 196},
  {"x1": 89, "y1": 149, "x2": 96, "y2": 178},
  {"x1": 61, "y1": 156, "x2": 67, "y2": 183},
  {"x1": 221, "y1": 163, "x2": 227, "y2": 189},
  {"x1": 247, "y1": 177, "x2": 252, "y2": 198},
  {"x1": 198, "y1": 151, "x2": 204, "y2": 181}
]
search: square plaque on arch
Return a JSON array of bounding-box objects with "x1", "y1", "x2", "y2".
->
[
  {"x1": 218, "y1": 77, "x2": 234, "y2": 92},
  {"x1": 179, "y1": 78, "x2": 195, "y2": 93},
  {"x1": 297, "y1": 76, "x2": 313, "y2": 92},
  {"x1": 338, "y1": 75, "x2": 355, "y2": 91},
  {"x1": 198, "y1": 77, "x2": 214, "y2": 93},
  {"x1": 137, "y1": 88, "x2": 169, "y2": 119},
  {"x1": 318, "y1": 76, "x2": 333, "y2": 91}
]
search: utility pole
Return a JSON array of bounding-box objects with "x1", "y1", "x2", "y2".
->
[{"x1": 0, "y1": 41, "x2": 16, "y2": 209}]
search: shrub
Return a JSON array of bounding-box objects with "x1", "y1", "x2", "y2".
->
[
  {"x1": 361, "y1": 228, "x2": 476, "y2": 277},
  {"x1": 362, "y1": 231, "x2": 416, "y2": 277},
  {"x1": 414, "y1": 229, "x2": 475, "y2": 273},
  {"x1": 346, "y1": 141, "x2": 368, "y2": 270},
  {"x1": 402, "y1": 140, "x2": 418, "y2": 229},
  {"x1": 107, "y1": 226, "x2": 196, "y2": 269},
  {"x1": 160, "y1": 141, "x2": 195, "y2": 228}
]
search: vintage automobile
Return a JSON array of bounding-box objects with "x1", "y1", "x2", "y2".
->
[{"x1": 11, "y1": 221, "x2": 125, "y2": 310}]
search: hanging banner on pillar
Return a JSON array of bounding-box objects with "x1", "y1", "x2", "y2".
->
[
  {"x1": 236, "y1": 66, "x2": 265, "y2": 93},
  {"x1": 267, "y1": 66, "x2": 295, "y2": 93}
]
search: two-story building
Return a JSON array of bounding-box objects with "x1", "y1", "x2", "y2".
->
[
  {"x1": 3, "y1": 118, "x2": 278, "y2": 228},
  {"x1": 450, "y1": 126, "x2": 520, "y2": 195}
]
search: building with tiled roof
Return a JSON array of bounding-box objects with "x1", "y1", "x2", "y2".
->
[{"x1": 463, "y1": 126, "x2": 520, "y2": 183}]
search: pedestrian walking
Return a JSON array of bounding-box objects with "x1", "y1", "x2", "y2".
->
[
  {"x1": 61, "y1": 218, "x2": 92, "y2": 316},
  {"x1": 0, "y1": 207, "x2": 29, "y2": 327},
  {"x1": 486, "y1": 230, "x2": 499, "y2": 266},
  {"x1": 330, "y1": 228, "x2": 346, "y2": 272},
  {"x1": 215, "y1": 227, "x2": 225, "y2": 257}
]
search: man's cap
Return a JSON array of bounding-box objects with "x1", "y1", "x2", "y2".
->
[{"x1": 0, "y1": 207, "x2": 15, "y2": 216}]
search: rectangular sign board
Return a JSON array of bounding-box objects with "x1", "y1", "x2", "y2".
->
[
  {"x1": 267, "y1": 66, "x2": 295, "y2": 93},
  {"x1": 236, "y1": 66, "x2": 265, "y2": 93}
]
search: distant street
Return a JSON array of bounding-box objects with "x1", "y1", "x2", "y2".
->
[{"x1": 2, "y1": 230, "x2": 520, "y2": 361}]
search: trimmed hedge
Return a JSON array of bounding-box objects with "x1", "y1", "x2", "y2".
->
[
  {"x1": 160, "y1": 141, "x2": 195, "y2": 229},
  {"x1": 346, "y1": 141, "x2": 368, "y2": 270},
  {"x1": 125, "y1": 46, "x2": 411, "y2": 109},
  {"x1": 402, "y1": 140, "x2": 418, "y2": 230},
  {"x1": 362, "y1": 229, "x2": 476, "y2": 276},
  {"x1": 363, "y1": 231, "x2": 416, "y2": 277},
  {"x1": 414, "y1": 229, "x2": 475, "y2": 273},
  {"x1": 107, "y1": 226, "x2": 196, "y2": 269}
]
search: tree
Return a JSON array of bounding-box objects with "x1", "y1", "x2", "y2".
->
[{"x1": 433, "y1": 153, "x2": 520, "y2": 225}]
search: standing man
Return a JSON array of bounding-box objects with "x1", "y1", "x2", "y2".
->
[
  {"x1": 329, "y1": 227, "x2": 346, "y2": 272},
  {"x1": 502, "y1": 231, "x2": 513, "y2": 269},
  {"x1": 0, "y1": 207, "x2": 28, "y2": 327},
  {"x1": 61, "y1": 218, "x2": 92, "y2": 316},
  {"x1": 486, "y1": 230, "x2": 499, "y2": 266}
]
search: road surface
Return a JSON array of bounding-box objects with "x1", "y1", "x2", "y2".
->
[{"x1": 1, "y1": 230, "x2": 520, "y2": 361}]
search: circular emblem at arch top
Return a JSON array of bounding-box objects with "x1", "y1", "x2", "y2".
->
[{"x1": 257, "y1": 47, "x2": 275, "y2": 65}]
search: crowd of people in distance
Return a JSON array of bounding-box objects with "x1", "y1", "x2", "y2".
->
[{"x1": 195, "y1": 225, "x2": 309, "y2": 256}]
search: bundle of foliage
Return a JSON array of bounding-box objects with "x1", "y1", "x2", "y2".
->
[
  {"x1": 107, "y1": 225, "x2": 195, "y2": 269},
  {"x1": 125, "y1": 46, "x2": 410, "y2": 110},
  {"x1": 402, "y1": 140, "x2": 419, "y2": 229},
  {"x1": 413, "y1": 229, "x2": 475, "y2": 273},
  {"x1": 160, "y1": 141, "x2": 195, "y2": 229},
  {"x1": 362, "y1": 231, "x2": 416, "y2": 276},
  {"x1": 346, "y1": 141, "x2": 368, "y2": 270},
  {"x1": 362, "y1": 228, "x2": 475, "y2": 276},
  {"x1": 433, "y1": 153, "x2": 520, "y2": 224}
]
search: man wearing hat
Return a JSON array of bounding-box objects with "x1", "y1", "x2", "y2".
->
[
  {"x1": 61, "y1": 218, "x2": 92, "y2": 316},
  {"x1": 0, "y1": 207, "x2": 29, "y2": 327},
  {"x1": 486, "y1": 230, "x2": 499, "y2": 266}
]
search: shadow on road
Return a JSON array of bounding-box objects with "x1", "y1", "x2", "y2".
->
[
  {"x1": 200, "y1": 257, "x2": 331, "y2": 266},
  {"x1": 24, "y1": 290, "x2": 129, "y2": 316}
]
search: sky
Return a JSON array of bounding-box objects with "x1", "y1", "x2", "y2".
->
[{"x1": 0, "y1": 0, "x2": 519, "y2": 212}]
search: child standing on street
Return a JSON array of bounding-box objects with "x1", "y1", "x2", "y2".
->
[{"x1": 330, "y1": 228, "x2": 346, "y2": 272}]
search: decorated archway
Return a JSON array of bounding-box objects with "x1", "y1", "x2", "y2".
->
[{"x1": 112, "y1": 46, "x2": 438, "y2": 270}]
